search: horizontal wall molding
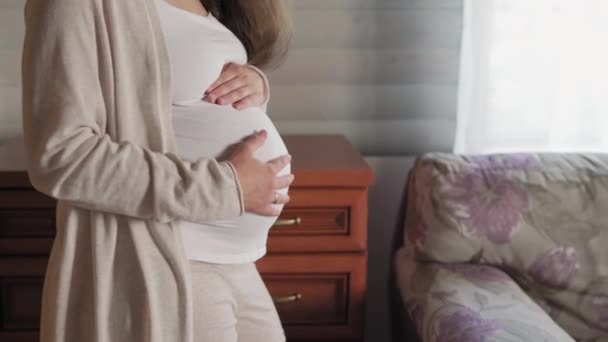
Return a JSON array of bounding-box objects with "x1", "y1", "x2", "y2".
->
[
  {"x1": 275, "y1": 119, "x2": 456, "y2": 155},
  {"x1": 268, "y1": 84, "x2": 456, "y2": 121},
  {"x1": 0, "y1": 0, "x2": 464, "y2": 156},
  {"x1": 267, "y1": 0, "x2": 463, "y2": 155},
  {"x1": 291, "y1": 9, "x2": 462, "y2": 49},
  {"x1": 269, "y1": 48, "x2": 459, "y2": 84}
]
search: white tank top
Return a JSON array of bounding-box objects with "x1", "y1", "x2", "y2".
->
[{"x1": 155, "y1": 0, "x2": 290, "y2": 264}]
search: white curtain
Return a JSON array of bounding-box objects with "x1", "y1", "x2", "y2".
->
[{"x1": 455, "y1": 0, "x2": 608, "y2": 154}]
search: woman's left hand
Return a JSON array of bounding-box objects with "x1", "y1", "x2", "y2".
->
[{"x1": 205, "y1": 63, "x2": 268, "y2": 110}]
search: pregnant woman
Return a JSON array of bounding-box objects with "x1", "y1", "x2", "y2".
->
[
  {"x1": 20, "y1": 0, "x2": 293, "y2": 341},
  {"x1": 157, "y1": 0, "x2": 291, "y2": 340}
]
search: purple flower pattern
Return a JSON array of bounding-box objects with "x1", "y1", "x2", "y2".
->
[
  {"x1": 443, "y1": 264, "x2": 511, "y2": 283},
  {"x1": 405, "y1": 153, "x2": 608, "y2": 339},
  {"x1": 527, "y1": 247, "x2": 579, "y2": 290},
  {"x1": 443, "y1": 171, "x2": 529, "y2": 244},
  {"x1": 435, "y1": 308, "x2": 500, "y2": 342}
]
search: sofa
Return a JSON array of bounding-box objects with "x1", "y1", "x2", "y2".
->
[{"x1": 394, "y1": 153, "x2": 608, "y2": 341}]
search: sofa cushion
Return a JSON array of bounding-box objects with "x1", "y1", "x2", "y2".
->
[
  {"x1": 405, "y1": 153, "x2": 608, "y2": 339},
  {"x1": 395, "y1": 247, "x2": 574, "y2": 342}
]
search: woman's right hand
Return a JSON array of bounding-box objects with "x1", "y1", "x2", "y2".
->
[{"x1": 225, "y1": 130, "x2": 293, "y2": 216}]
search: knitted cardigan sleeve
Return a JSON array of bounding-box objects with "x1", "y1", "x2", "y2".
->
[{"x1": 21, "y1": 0, "x2": 245, "y2": 223}]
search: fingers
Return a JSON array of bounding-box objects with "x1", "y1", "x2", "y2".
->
[
  {"x1": 207, "y1": 81, "x2": 249, "y2": 105},
  {"x1": 273, "y1": 174, "x2": 294, "y2": 190},
  {"x1": 205, "y1": 63, "x2": 266, "y2": 108},
  {"x1": 233, "y1": 94, "x2": 264, "y2": 110},
  {"x1": 267, "y1": 154, "x2": 291, "y2": 174},
  {"x1": 206, "y1": 63, "x2": 239, "y2": 95},
  {"x1": 241, "y1": 130, "x2": 268, "y2": 152},
  {"x1": 255, "y1": 205, "x2": 282, "y2": 217},
  {"x1": 273, "y1": 192, "x2": 290, "y2": 205},
  {"x1": 215, "y1": 86, "x2": 256, "y2": 106},
  {"x1": 253, "y1": 192, "x2": 290, "y2": 216}
]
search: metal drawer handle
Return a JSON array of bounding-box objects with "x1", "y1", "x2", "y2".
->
[
  {"x1": 273, "y1": 217, "x2": 302, "y2": 227},
  {"x1": 273, "y1": 293, "x2": 303, "y2": 304}
]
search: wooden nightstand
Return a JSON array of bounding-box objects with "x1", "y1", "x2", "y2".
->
[
  {"x1": 259, "y1": 135, "x2": 373, "y2": 341},
  {"x1": 0, "y1": 135, "x2": 373, "y2": 342}
]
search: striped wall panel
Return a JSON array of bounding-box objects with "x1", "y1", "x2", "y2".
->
[
  {"x1": 267, "y1": 0, "x2": 463, "y2": 154},
  {"x1": 0, "y1": 0, "x2": 464, "y2": 154}
]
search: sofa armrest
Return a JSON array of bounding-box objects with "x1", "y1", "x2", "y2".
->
[{"x1": 394, "y1": 247, "x2": 574, "y2": 342}]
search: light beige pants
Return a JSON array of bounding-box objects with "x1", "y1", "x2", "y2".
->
[{"x1": 189, "y1": 260, "x2": 285, "y2": 342}]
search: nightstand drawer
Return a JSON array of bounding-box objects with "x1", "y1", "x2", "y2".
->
[
  {"x1": 257, "y1": 253, "x2": 366, "y2": 341},
  {"x1": 268, "y1": 188, "x2": 368, "y2": 253},
  {"x1": 0, "y1": 258, "x2": 47, "y2": 336},
  {"x1": 265, "y1": 273, "x2": 347, "y2": 325},
  {"x1": 0, "y1": 192, "x2": 56, "y2": 255},
  {"x1": 272, "y1": 207, "x2": 347, "y2": 234},
  {"x1": 0, "y1": 209, "x2": 55, "y2": 238},
  {"x1": 0, "y1": 277, "x2": 44, "y2": 330},
  {"x1": 0, "y1": 190, "x2": 56, "y2": 241},
  {"x1": 0, "y1": 190, "x2": 56, "y2": 209}
]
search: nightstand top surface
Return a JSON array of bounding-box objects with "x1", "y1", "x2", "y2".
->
[{"x1": 283, "y1": 135, "x2": 374, "y2": 187}]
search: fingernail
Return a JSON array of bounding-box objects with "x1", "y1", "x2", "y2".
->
[{"x1": 287, "y1": 154, "x2": 292, "y2": 161}]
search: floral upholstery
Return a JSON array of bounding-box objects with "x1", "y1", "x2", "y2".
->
[
  {"x1": 396, "y1": 153, "x2": 608, "y2": 341},
  {"x1": 395, "y1": 248, "x2": 574, "y2": 341}
]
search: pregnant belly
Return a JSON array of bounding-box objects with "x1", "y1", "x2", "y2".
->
[
  {"x1": 172, "y1": 101, "x2": 288, "y2": 165},
  {"x1": 171, "y1": 101, "x2": 290, "y2": 255}
]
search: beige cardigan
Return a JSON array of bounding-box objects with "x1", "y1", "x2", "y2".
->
[{"x1": 21, "y1": 0, "x2": 246, "y2": 341}]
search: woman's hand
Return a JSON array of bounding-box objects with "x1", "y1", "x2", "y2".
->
[
  {"x1": 205, "y1": 63, "x2": 268, "y2": 110},
  {"x1": 223, "y1": 130, "x2": 293, "y2": 217}
]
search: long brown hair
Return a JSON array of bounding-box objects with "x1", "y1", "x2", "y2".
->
[{"x1": 201, "y1": 0, "x2": 293, "y2": 69}]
